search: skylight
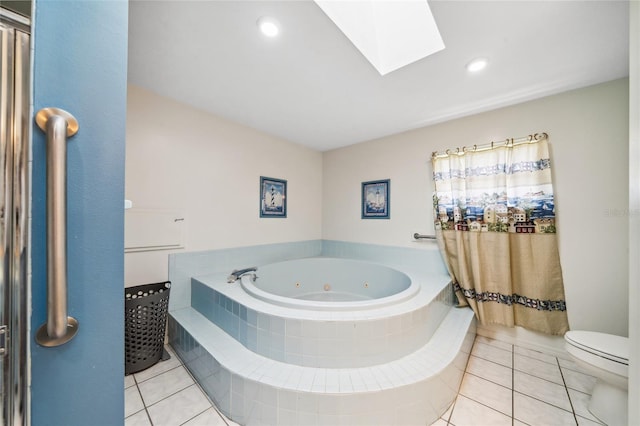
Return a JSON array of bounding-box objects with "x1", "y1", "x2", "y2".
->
[{"x1": 314, "y1": 0, "x2": 445, "y2": 76}]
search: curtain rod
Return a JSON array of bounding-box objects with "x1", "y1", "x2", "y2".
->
[{"x1": 431, "y1": 132, "x2": 548, "y2": 159}]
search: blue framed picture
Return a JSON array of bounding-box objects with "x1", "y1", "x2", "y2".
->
[
  {"x1": 260, "y1": 176, "x2": 287, "y2": 218},
  {"x1": 362, "y1": 179, "x2": 390, "y2": 219}
]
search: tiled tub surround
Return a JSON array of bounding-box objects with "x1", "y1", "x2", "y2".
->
[
  {"x1": 191, "y1": 261, "x2": 454, "y2": 368},
  {"x1": 170, "y1": 308, "x2": 475, "y2": 425},
  {"x1": 168, "y1": 240, "x2": 448, "y2": 311},
  {"x1": 168, "y1": 241, "x2": 477, "y2": 425},
  {"x1": 169, "y1": 240, "x2": 324, "y2": 312}
]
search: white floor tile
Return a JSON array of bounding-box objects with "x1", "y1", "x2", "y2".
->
[
  {"x1": 514, "y1": 353, "x2": 564, "y2": 385},
  {"x1": 449, "y1": 395, "x2": 512, "y2": 426},
  {"x1": 125, "y1": 374, "x2": 136, "y2": 389},
  {"x1": 558, "y1": 357, "x2": 580, "y2": 371},
  {"x1": 471, "y1": 341, "x2": 512, "y2": 368},
  {"x1": 567, "y1": 388, "x2": 603, "y2": 423},
  {"x1": 441, "y1": 400, "x2": 454, "y2": 422},
  {"x1": 474, "y1": 336, "x2": 513, "y2": 352},
  {"x1": 576, "y1": 415, "x2": 606, "y2": 425},
  {"x1": 138, "y1": 365, "x2": 195, "y2": 406},
  {"x1": 133, "y1": 353, "x2": 183, "y2": 383},
  {"x1": 465, "y1": 355, "x2": 512, "y2": 388},
  {"x1": 124, "y1": 409, "x2": 151, "y2": 426},
  {"x1": 147, "y1": 384, "x2": 212, "y2": 426},
  {"x1": 514, "y1": 345, "x2": 559, "y2": 365},
  {"x1": 514, "y1": 370, "x2": 572, "y2": 412},
  {"x1": 513, "y1": 392, "x2": 577, "y2": 425},
  {"x1": 561, "y1": 368, "x2": 598, "y2": 394},
  {"x1": 125, "y1": 386, "x2": 145, "y2": 418},
  {"x1": 215, "y1": 406, "x2": 242, "y2": 425},
  {"x1": 182, "y1": 407, "x2": 227, "y2": 425},
  {"x1": 459, "y1": 373, "x2": 512, "y2": 417},
  {"x1": 430, "y1": 419, "x2": 448, "y2": 426}
]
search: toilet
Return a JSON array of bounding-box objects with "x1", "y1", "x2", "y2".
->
[{"x1": 564, "y1": 330, "x2": 628, "y2": 426}]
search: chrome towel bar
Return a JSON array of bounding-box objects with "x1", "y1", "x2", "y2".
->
[
  {"x1": 413, "y1": 233, "x2": 436, "y2": 240},
  {"x1": 34, "y1": 108, "x2": 79, "y2": 347}
]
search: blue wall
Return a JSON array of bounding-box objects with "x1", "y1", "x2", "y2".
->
[{"x1": 31, "y1": 1, "x2": 128, "y2": 424}]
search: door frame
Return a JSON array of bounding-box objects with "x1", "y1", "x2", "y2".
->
[{"x1": 0, "y1": 7, "x2": 30, "y2": 426}]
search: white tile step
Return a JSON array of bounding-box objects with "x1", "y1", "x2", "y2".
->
[{"x1": 170, "y1": 306, "x2": 475, "y2": 394}]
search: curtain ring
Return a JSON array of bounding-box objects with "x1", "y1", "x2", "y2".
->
[{"x1": 473, "y1": 144, "x2": 477, "y2": 151}]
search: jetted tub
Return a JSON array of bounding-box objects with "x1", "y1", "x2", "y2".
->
[
  {"x1": 189, "y1": 256, "x2": 446, "y2": 368},
  {"x1": 172, "y1": 252, "x2": 476, "y2": 426},
  {"x1": 240, "y1": 257, "x2": 419, "y2": 311}
]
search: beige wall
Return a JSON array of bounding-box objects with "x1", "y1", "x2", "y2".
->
[
  {"x1": 323, "y1": 79, "x2": 630, "y2": 337},
  {"x1": 628, "y1": 3, "x2": 639, "y2": 424},
  {"x1": 125, "y1": 85, "x2": 323, "y2": 286},
  {"x1": 126, "y1": 79, "x2": 629, "y2": 338}
]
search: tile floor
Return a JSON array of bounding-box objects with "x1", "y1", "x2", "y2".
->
[{"x1": 125, "y1": 335, "x2": 604, "y2": 426}]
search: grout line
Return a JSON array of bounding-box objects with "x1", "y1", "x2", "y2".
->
[
  {"x1": 454, "y1": 394, "x2": 512, "y2": 423},
  {"x1": 178, "y1": 407, "x2": 210, "y2": 426},
  {"x1": 512, "y1": 348, "x2": 578, "y2": 421},
  {"x1": 173, "y1": 346, "x2": 231, "y2": 426},
  {"x1": 513, "y1": 350, "x2": 558, "y2": 367},
  {"x1": 512, "y1": 389, "x2": 576, "y2": 416},
  {"x1": 140, "y1": 373, "x2": 195, "y2": 411},
  {"x1": 511, "y1": 342, "x2": 515, "y2": 426},
  {"x1": 473, "y1": 340, "x2": 514, "y2": 355},
  {"x1": 464, "y1": 369, "x2": 511, "y2": 391},
  {"x1": 445, "y1": 336, "x2": 481, "y2": 424},
  {"x1": 515, "y1": 367, "x2": 570, "y2": 389},
  {"x1": 143, "y1": 381, "x2": 192, "y2": 406},
  {"x1": 135, "y1": 363, "x2": 186, "y2": 386},
  {"x1": 467, "y1": 353, "x2": 513, "y2": 374},
  {"x1": 144, "y1": 384, "x2": 209, "y2": 425},
  {"x1": 137, "y1": 383, "x2": 154, "y2": 426},
  {"x1": 557, "y1": 357, "x2": 580, "y2": 425},
  {"x1": 559, "y1": 362, "x2": 599, "y2": 380}
]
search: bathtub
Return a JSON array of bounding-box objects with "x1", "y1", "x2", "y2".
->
[
  {"x1": 240, "y1": 257, "x2": 419, "y2": 310},
  {"x1": 170, "y1": 253, "x2": 476, "y2": 426}
]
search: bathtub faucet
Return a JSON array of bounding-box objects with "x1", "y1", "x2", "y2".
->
[{"x1": 227, "y1": 267, "x2": 258, "y2": 283}]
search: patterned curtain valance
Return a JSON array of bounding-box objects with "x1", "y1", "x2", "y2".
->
[{"x1": 433, "y1": 135, "x2": 556, "y2": 235}]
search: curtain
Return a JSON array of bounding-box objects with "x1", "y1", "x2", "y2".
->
[{"x1": 432, "y1": 137, "x2": 569, "y2": 335}]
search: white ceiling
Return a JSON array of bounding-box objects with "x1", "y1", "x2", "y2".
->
[{"x1": 127, "y1": 1, "x2": 629, "y2": 152}]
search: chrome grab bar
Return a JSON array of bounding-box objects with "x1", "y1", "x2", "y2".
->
[
  {"x1": 413, "y1": 233, "x2": 436, "y2": 240},
  {"x1": 34, "y1": 108, "x2": 79, "y2": 347}
]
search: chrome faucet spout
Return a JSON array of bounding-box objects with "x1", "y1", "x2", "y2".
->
[{"x1": 227, "y1": 267, "x2": 258, "y2": 283}]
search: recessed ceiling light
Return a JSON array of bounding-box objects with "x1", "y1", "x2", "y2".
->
[
  {"x1": 257, "y1": 16, "x2": 279, "y2": 38},
  {"x1": 466, "y1": 58, "x2": 488, "y2": 73}
]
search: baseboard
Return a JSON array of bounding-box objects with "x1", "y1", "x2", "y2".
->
[{"x1": 476, "y1": 323, "x2": 570, "y2": 359}]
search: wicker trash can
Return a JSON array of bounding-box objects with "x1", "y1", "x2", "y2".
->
[{"x1": 125, "y1": 281, "x2": 171, "y2": 375}]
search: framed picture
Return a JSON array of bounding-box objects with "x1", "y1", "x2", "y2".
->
[
  {"x1": 260, "y1": 176, "x2": 287, "y2": 218},
  {"x1": 362, "y1": 179, "x2": 390, "y2": 219}
]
